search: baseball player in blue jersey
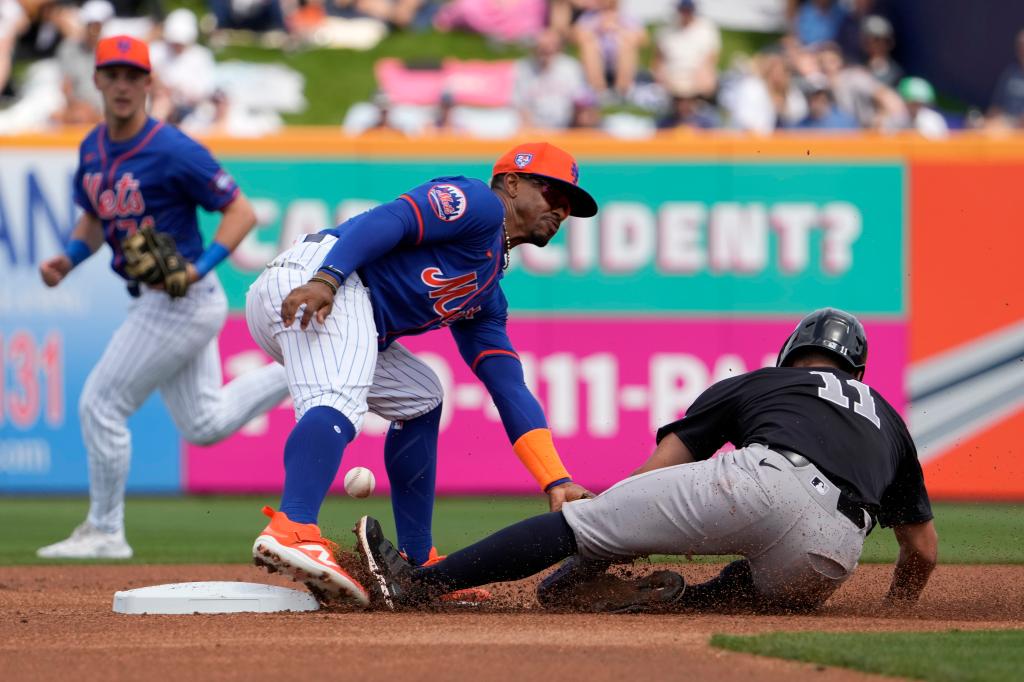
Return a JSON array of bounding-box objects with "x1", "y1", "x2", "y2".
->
[
  {"x1": 246, "y1": 142, "x2": 598, "y2": 605},
  {"x1": 35, "y1": 36, "x2": 289, "y2": 560}
]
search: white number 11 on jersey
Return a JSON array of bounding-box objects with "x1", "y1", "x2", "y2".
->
[{"x1": 810, "y1": 371, "x2": 881, "y2": 429}]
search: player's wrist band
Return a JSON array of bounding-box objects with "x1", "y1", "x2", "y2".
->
[
  {"x1": 512, "y1": 428, "x2": 572, "y2": 492},
  {"x1": 309, "y1": 275, "x2": 339, "y2": 295},
  {"x1": 66, "y1": 239, "x2": 92, "y2": 267},
  {"x1": 544, "y1": 477, "x2": 573, "y2": 492},
  {"x1": 317, "y1": 265, "x2": 346, "y2": 285},
  {"x1": 194, "y1": 241, "x2": 230, "y2": 278}
]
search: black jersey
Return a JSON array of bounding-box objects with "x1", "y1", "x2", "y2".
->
[{"x1": 656, "y1": 366, "x2": 932, "y2": 527}]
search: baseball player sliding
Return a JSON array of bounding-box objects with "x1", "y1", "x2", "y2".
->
[
  {"x1": 35, "y1": 36, "x2": 288, "y2": 560},
  {"x1": 356, "y1": 308, "x2": 939, "y2": 613},
  {"x1": 246, "y1": 142, "x2": 598, "y2": 605}
]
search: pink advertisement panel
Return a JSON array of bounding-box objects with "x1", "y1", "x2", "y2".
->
[{"x1": 186, "y1": 316, "x2": 906, "y2": 494}]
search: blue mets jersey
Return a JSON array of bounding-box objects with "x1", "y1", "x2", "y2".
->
[
  {"x1": 72, "y1": 117, "x2": 239, "y2": 278},
  {"x1": 318, "y1": 176, "x2": 515, "y2": 363}
]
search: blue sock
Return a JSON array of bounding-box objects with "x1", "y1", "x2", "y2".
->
[
  {"x1": 384, "y1": 403, "x2": 441, "y2": 565},
  {"x1": 413, "y1": 512, "x2": 577, "y2": 594},
  {"x1": 279, "y1": 406, "x2": 355, "y2": 525}
]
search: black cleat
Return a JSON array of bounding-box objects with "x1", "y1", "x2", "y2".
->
[
  {"x1": 537, "y1": 554, "x2": 611, "y2": 608},
  {"x1": 590, "y1": 570, "x2": 686, "y2": 614},
  {"x1": 355, "y1": 515, "x2": 415, "y2": 610}
]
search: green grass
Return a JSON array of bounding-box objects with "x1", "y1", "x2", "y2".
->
[
  {"x1": 0, "y1": 495, "x2": 548, "y2": 565},
  {"x1": 712, "y1": 630, "x2": 1024, "y2": 682},
  {"x1": 1, "y1": 498, "x2": 1021, "y2": 566}
]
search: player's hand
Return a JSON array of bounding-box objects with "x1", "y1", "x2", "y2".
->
[
  {"x1": 547, "y1": 482, "x2": 595, "y2": 512},
  {"x1": 281, "y1": 280, "x2": 336, "y2": 330},
  {"x1": 40, "y1": 255, "x2": 73, "y2": 287}
]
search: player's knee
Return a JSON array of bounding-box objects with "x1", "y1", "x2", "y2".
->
[
  {"x1": 78, "y1": 389, "x2": 118, "y2": 431},
  {"x1": 179, "y1": 416, "x2": 224, "y2": 446}
]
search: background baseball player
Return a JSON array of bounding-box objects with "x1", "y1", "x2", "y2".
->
[
  {"x1": 35, "y1": 35, "x2": 289, "y2": 560},
  {"x1": 356, "y1": 308, "x2": 939, "y2": 613},
  {"x1": 246, "y1": 142, "x2": 598, "y2": 605}
]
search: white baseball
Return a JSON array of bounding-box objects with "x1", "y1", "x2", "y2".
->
[{"x1": 344, "y1": 467, "x2": 375, "y2": 498}]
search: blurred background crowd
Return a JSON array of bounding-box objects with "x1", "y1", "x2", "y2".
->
[{"x1": 1, "y1": 0, "x2": 1023, "y2": 138}]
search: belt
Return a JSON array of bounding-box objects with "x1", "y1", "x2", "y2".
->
[{"x1": 774, "y1": 449, "x2": 874, "y2": 531}]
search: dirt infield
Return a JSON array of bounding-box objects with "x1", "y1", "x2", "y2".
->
[{"x1": 1, "y1": 563, "x2": 1021, "y2": 682}]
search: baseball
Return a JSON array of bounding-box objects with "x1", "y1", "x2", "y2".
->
[{"x1": 344, "y1": 467, "x2": 376, "y2": 498}]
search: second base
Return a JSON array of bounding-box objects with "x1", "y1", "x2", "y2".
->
[{"x1": 112, "y1": 581, "x2": 320, "y2": 614}]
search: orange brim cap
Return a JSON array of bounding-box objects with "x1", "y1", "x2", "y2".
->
[
  {"x1": 95, "y1": 35, "x2": 151, "y2": 72},
  {"x1": 492, "y1": 142, "x2": 598, "y2": 217}
]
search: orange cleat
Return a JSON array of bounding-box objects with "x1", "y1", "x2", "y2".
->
[
  {"x1": 252, "y1": 506, "x2": 369, "y2": 607},
  {"x1": 421, "y1": 547, "x2": 492, "y2": 605}
]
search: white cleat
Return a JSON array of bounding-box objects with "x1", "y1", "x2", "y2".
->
[{"x1": 36, "y1": 522, "x2": 134, "y2": 559}]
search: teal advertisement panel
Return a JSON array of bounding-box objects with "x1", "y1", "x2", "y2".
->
[{"x1": 205, "y1": 159, "x2": 905, "y2": 314}]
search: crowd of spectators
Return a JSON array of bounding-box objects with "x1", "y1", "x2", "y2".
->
[
  {"x1": 0, "y1": 0, "x2": 304, "y2": 133},
  {"x1": 348, "y1": 0, "x2": 959, "y2": 139},
  {"x1": 2, "y1": 0, "x2": 1024, "y2": 137}
]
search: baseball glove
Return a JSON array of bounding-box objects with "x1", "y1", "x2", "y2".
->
[{"x1": 121, "y1": 227, "x2": 190, "y2": 298}]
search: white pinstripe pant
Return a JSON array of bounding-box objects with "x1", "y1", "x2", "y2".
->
[
  {"x1": 80, "y1": 273, "x2": 289, "y2": 533},
  {"x1": 245, "y1": 242, "x2": 443, "y2": 433}
]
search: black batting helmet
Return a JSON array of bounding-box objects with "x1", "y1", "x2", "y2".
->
[{"x1": 776, "y1": 307, "x2": 868, "y2": 378}]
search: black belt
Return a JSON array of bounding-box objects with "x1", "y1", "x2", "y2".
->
[{"x1": 774, "y1": 449, "x2": 874, "y2": 531}]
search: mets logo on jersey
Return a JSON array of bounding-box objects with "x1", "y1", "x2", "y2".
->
[
  {"x1": 421, "y1": 267, "x2": 478, "y2": 316},
  {"x1": 82, "y1": 171, "x2": 145, "y2": 219},
  {"x1": 514, "y1": 153, "x2": 533, "y2": 168},
  {"x1": 427, "y1": 184, "x2": 467, "y2": 222}
]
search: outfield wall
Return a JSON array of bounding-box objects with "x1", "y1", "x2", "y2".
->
[{"x1": 1, "y1": 133, "x2": 1020, "y2": 499}]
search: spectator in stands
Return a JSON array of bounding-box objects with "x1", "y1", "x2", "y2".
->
[
  {"x1": 789, "y1": 0, "x2": 846, "y2": 47},
  {"x1": 52, "y1": 0, "x2": 111, "y2": 125},
  {"x1": 573, "y1": 0, "x2": 646, "y2": 103},
  {"x1": 150, "y1": 8, "x2": 216, "y2": 125},
  {"x1": 105, "y1": 0, "x2": 165, "y2": 39},
  {"x1": 816, "y1": 41, "x2": 906, "y2": 130},
  {"x1": 0, "y1": 0, "x2": 29, "y2": 97},
  {"x1": 860, "y1": 15, "x2": 902, "y2": 87},
  {"x1": 794, "y1": 73, "x2": 858, "y2": 130},
  {"x1": 835, "y1": 0, "x2": 873, "y2": 63},
  {"x1": 329, "y1": 0, "x2": 434, "y2": 31},
  {"x1": 512, "y1": 28, "x2": 586, "y2": 130},
  {"x1": 362, "y1": 90, "x2": 406, "y2": 135},
  {"x1": 434, "y1": 0, "x2": 545, "y2": 44},
  {"x1": 652, "y1": 0, "x2": 720, "y2": 101},
  {"x1": 719, "y1": 52, "x2": 806, "y2": 134},
  {"x1": 12, "y1": 0, "x2": 81, "y2": 61},
  {"x1": 569, "y1": 88, "x2": 602, "y2": 129},
  {"x1": 988, "y1": 28, "x2": 1024, "y2": 129},
  {"x1": 657, "y1": 92, "x2": 719, "y2": 130},
  {"x1": 209, "y1": 0, "x2": 285, "y2": 36},
  {"x1": 547, "y1": 0, "x2": 588, "y2": 41},
  {"x1": 898, "y1": 76, "x2": 947, "y2": 139}
]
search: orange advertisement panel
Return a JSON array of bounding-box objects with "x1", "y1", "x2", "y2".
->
[{"x1": 909, "y1": 161, "x2": 1024, "y2": 500}]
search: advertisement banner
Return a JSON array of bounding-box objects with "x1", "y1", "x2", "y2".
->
[
  {"x1": 0, "y1": 151, "x2": 180, "y2": 492},
  {"x1": 207, "y1": 159, "x2": 906, "y2": 315},
  {"x1": 186, "y1": 315, "x2": 906, "y2": 494}
]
